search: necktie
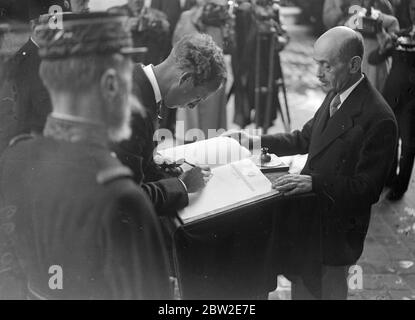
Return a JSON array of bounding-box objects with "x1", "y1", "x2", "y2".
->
[{"x1": 329, "y1": 94, "x2": 341, "y2": 118}]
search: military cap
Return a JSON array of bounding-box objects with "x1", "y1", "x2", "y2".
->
[{"x1": 35, "y1": 12, "x2": 146, "y2": 60}]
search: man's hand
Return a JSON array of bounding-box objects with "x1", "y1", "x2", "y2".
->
[
  {"x1": 273, "y1": 174, "x2": 313, "y2": 196},
  {"x1": 154, "y1": 154, "x2": 183, "y2": 177},
  {"x1": 179, "y1": 165, "x2": 212, "y2": 193},
  {"x1": 221, "y1": 130, "x2": 261, "y2": 150}
]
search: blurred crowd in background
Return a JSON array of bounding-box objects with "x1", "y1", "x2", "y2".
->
[{"x1": 1, "y1": 0, "x2": 414, "y2": 198}]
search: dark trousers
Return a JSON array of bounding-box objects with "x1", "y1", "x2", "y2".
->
[
  {"x1": 291, "y1": 266, "x2": 349, "y2": 300},
  {"x1": 388, "y1": 99, "x2": 415, "y2": 193}
]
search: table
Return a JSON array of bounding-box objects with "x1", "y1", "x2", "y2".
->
[{"x1": 172, "y1": 173, "x2": 323, "y2": 300}]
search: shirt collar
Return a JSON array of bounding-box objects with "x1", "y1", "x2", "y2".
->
[
  {"x1": 30, "y1": 37, "x2": 39, "y2": 48},
  {"x1": 143, "y1": 64, "x2": 162, "y2": 104},
  {"x1": 144, "y1": 0, "x2": 152, "y2": 8},
  {"x1": 339, "y1": 74, "x2": 364, "y2": 106},
  {"x1": 44, "y1": 114, "x2": 108, "y2": 147}
]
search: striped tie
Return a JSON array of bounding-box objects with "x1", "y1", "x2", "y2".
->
[{"x1": 330, "y1": 94, "x2": 341, "y2": 117}]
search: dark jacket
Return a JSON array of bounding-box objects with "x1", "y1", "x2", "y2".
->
[
  {"x1": 368, "y1": 27, "x2": 415, "y2": 110},
  {"x1": 10, "y1": 39, "x2": 52, "y2": 135},
  {"x1": 262, "y1": 77, "x2": 398, "y2": 266},
  {"x1": 151, "y1": 0, "x2": 194, "y2": 34},
  {"x1": 0, "y1": 134, "x2": 172, "y2": 300},
  {"x1": 113, "y1": 65, "x2": 188, "y2": 214}
]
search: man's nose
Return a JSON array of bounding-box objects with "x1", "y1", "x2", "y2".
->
[{"x1": 316, "y1": 65, "x2": 324, "y2": 78}]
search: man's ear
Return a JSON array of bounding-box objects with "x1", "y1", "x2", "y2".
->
[
  {"x1": 349, "y1": 56, "x2": 362, "y2": 73},
  {"x1": 100, "y1": 68, "x2": 119, "y2": 99},
  {"x1": 179, "y1": 72, "x2": 193, "y2": 86}
]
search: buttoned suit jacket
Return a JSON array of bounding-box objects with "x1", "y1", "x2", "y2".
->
[{"x1": 262, "y1": 77, "x2": 398, "y2": 265}]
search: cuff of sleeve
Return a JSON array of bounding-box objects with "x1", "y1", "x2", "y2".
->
[
  {"x1": 259, "y1": 135, "x2": 274, "y2": 150},
  {"x1": 311, "y1": 173, "x2": 323, "y2": 194},
  {"x1": 178, "y1": 178, "x2": 188, "y2": 193}
]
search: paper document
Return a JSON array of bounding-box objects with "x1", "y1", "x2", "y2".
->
[
  {"x1": 179, "y1": 158, "x2": 278, "y2": 224},
  {"x1": 158, "y1": 137, "x2": 283, "y2": 224},
  {"x1": 159, "y1": 137, "x2": 251, "y2": 168}
]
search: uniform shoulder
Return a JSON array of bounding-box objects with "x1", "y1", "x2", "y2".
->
[
  {"x1": 96, "y1": 165, "x2": 134, "y2": 186},
  {"x1": 8, "y1": 134, "x2": 36, "y2": 148},
  {"x1": 12, "y1": 40, "x2": 36, "y2": 62}
]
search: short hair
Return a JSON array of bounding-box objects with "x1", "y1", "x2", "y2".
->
[
  {"x1": 39, "y1": 54, "x2": 130, "y2": 93},
  {"x1": 171, "y1": 33, "x2": 227, "y2": 89},
  {"x1": 338, "y1": 31, "x2": 365, "y2": 63}
]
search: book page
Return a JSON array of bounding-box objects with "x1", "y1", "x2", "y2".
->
[
  {"x1": 179, "y1": 159, "x2": 279, "y2": 224},
  {"x1": 158, "y1": 137, "x2": 252, "y2": 169}
]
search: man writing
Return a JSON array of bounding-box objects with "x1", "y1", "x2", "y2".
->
[
  {"x1": 225, "y1": 26, "x2": 398, "y2": 299},
  {"x1": 114, "y1": 33, "x2": 227, "y2": 214}
]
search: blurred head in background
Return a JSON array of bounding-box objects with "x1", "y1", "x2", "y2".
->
[
  {"x1": 37, "y1": 13, "x2": 140, "y2": 142},
  {"x1": 70, "y1": 0, "x2": 90, "y2": 13},
  {"x1": 127, "y1": 0, "x2": 145, "y2": 15}
]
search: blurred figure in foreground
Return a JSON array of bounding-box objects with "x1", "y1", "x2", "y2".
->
[{"x1": 0, "y1": 12, "x2": 172, "y2": 300}]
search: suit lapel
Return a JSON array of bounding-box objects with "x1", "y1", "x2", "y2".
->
[
  {"x1": 309, "y1": 77, "x2": 368, "y2": 160},
  {"x1": 313, "y1": 90, "x2": 336, "y2": 136},
  {"x1": 133, "y1": 64, "x2": 158, "y2": 122}
]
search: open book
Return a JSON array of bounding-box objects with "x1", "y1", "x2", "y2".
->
[{"x1": 158, "y1": 137, "x2": 285, "y2": 224}]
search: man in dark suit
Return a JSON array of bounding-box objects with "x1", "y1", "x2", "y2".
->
[
  {"x1": 225, "y1": 26, "x2": 398, "y2": 299},
  {"x1": 0, "y1": 12, "x2": 171, "y2": 300},
  {"x1": 113, "y1": 33, "x2": 227, "y2": 215},
  {"x1": 8, "y1": 1, "x2": 71, "y2": 137},
  {"x1": 150, "y1": 0, "x2": 194, "y2": 132}
]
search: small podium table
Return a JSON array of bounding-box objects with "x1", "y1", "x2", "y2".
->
[{"x1": 172, "y1": 173, "x2": 323, "y2": 300}]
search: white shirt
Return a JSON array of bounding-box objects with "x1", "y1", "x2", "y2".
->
[
  {"x1": 143, "y1": 65, "x2": 189, "y2": 193},
  {"x1": 337, "y1": 74, "x2": 365, "y2": 111},
  {"x1": 143, "y1": 64, "x2": 162, "y2": 104},
  {"x1": 144, "y1": 0, "x2": 152, "y2": 8},
  {"x1": 30, "y1": 37, "x2": 39, "y2": 48}
]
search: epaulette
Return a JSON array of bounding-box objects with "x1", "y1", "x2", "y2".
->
[
  {"x1": 8, "y1": 134, "x2": 35, "y2": 147},
  {"x1": 96, "y1": 166, "x2": 134, "y2": 185}
]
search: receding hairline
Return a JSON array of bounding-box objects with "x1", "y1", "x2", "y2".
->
[{"x1": 315, "y1": 27, "x2": 364, "y2": 63}]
